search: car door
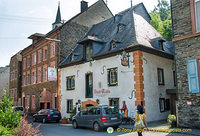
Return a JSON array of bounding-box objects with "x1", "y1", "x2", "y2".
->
[
  {"x1": 78, "y1": 108, "x2": 89, "y2": 127},
  {"x1": 86, "y1": 108, "x2": 98, "y2": 128}
]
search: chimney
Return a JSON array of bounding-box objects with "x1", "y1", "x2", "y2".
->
[{"x1": 81, "y1": 1, "x2": 88, "y2": 12}]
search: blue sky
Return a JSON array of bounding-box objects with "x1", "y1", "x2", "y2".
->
[{"x1": 0, "y1": 0, "x2": 170, "y2": 67}]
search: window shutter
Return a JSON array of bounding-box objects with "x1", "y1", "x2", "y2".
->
[
  {"x1": 107, "y1": 70, "x2": 110, "y2": 86},
  {"x1": 187, "y1": 59, "x2": 200, "y2": 93}
]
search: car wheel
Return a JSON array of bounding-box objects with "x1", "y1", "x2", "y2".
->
[
  {"x1": 42, "y1": 118, "x2": 46, "y2": 123},
  {"x1": 56, "y1": 120, "x2": 60, "y2": 123},
  {"x1": 72, "y1": 120, "x2": 78, "y2": 129},
  {"x1": 93, "y1": 122, "x2": 101, "y2": 132}
]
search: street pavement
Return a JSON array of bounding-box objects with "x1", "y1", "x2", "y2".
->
[{"x1": 31, "y1": 121, "x2": 200, "y2": 136}]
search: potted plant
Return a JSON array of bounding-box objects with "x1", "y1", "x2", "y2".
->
[
  {"x1": 61, "y1": 116, "x2": 68, "y2": 124},
  {"x1": 167, "y1": 114, "x2": 176, "y2": 128}
]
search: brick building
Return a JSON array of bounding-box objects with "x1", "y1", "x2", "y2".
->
[
  {"x1": 21, "y1": 0, "x2": 113, "y2": 113},
  {"x1": 171, "y1": 0, "x2": 200, "y2": 128},
  {"x1": 9, "y1": 51, "x2": 22, "y2": 105}
]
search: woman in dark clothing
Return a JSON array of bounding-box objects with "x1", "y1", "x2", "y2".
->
[{"x1": 134, "y1": 105, "x2": 149, "y2": 136}]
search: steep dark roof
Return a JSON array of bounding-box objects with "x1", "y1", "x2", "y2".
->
[
  {"x1": 60, "y1": 4, "x2": 174, "y2": 67},
  {"x1": 52, "y1": 4, "x2": 61, "y2": 25}
]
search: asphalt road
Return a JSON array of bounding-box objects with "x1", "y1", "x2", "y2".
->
[{"x1": 32, "y1": 122, "x2": 194, "y2": 136}]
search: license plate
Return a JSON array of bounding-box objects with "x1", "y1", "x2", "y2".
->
[
  {"x1": 111, "y1": 117, "x2": 117, "y2": 120},
  {"x1": 53, "y1": 115, "x2": 58, "y2": 117}
]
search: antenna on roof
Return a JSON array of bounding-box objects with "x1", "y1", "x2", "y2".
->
[
  {"x1": 58, "y1": 1, "x2": 60, "y2": 7},
  {"x1": 131, "y1": 0, "x2": 133, "y2": 8}
]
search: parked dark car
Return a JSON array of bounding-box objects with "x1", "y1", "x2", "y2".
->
[
  {"x1": 33, "y1": 109, "x2": 61, "y2": 123},
  {"x1": 72, "y1": 105, "x2": 121, "y2": 131},
  {"x1": 12, "y1": 106, "x2": 24, "y2": 116}
]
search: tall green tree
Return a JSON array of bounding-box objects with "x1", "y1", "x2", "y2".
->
[{"x1": 150, "y1": 0, "x2": 172, "y2": 41}]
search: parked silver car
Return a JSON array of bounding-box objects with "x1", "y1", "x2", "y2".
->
[{"x1": 72, "y1": 105, "x2": 121, "y2": 131}]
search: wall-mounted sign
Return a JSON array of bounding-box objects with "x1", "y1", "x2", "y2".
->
[
  {"x1": 187, "y1": 101, "x2": 192, "y2": 106},
  {"x1": 94, "y1": 89, "x2": 110, "y2": 97},
  {"x1": 48, "y1": 67, "x2": 57, "y2": 81}
]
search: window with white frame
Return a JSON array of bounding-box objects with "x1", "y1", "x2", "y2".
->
[
  {"x1": 32, "y1": 71, "x2": 36, "y2": 84},
  {"x1": 107, "y1": 68, "x2": 118, "y2": 86},
  {"x1": 66, "y1": 76, "x2": 75, "y2": 90},
  {"x1": 32, "y1": 54, "x2": 36, "y2": 65},
  {"x1": 51, "y1": 45, "x2": 55, "y2": 57},
  {"x1": 44, "y1": 68, "x2": 47, "y2": 81},
  {"x1": 38, "y1": 70, "x2": 41, "y2": 83},
  {"x1": 195, "y1": 0, "x2": 200, "y2": 32},
  {"x1": 67, "y1": 99, "x2": 73, "y2": 113},
  {"x1": 157, "y1": 68, "x2": 165, "y2": 85}
]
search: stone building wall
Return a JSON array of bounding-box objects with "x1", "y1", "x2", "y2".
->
[
  {"x1": 0, "y1": 66, "x2": 10, "y2": 99},
  {"x1": 174, "y1": 37, "x2": 200, "y2": 128},
  {"x1": 171, "y1": 0, "x2": 200, "y2": 128},
  {"x1": 60, "y1": 22, "x2": 88, "y2": 63},
  {"x1": 171, "y1": 0, "x2": 192, "y2": 38}
]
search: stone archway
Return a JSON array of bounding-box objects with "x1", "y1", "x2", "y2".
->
[
  {"x1": 82, "y1": 99, "x2": 98, "y2": 108},
  {"x1": 40, "y1": 88, "x2": 51, "y2": 109}
]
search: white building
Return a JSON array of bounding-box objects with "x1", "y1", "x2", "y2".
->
[{"x1": 59, "y1": 3, "x2": 175, "y2": 122}]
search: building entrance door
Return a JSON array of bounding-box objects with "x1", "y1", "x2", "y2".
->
[
  {"x1": 47, "y1": 102, "x2": 50, "y2": 109},
  {"x1": 40, "y1": 103, "x2": 45, "y2": 110}
]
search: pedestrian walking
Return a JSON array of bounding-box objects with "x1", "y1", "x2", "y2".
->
[{"x1": 134, "y1": 105, "x2": 149, "y2": 136}]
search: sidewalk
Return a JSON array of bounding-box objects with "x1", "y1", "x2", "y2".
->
[{"x1": 119, "y1": 120, "x2": 200, "y2": 136}]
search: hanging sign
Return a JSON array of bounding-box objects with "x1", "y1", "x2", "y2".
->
[{"x1": 48, "y1": 67, "x2": 57, "y2": 81}]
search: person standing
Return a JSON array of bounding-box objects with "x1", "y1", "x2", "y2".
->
[
  {"x1": 121, "y1": 101, "x2": 128, "y2": 122},
  {"x1": 134, "y1": 105, "x2": 149, "y2": 136}
]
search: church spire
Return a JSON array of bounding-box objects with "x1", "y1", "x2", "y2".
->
[{"x1": 52, "y1": 1, "x2": 62, "y2": 29}]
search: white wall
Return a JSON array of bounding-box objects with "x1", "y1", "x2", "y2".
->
[
  {"x1": 60, "y1": 54, "x2": 136, "y2": 118},
  {"x1": 143, "y1": 52, "x2": 174, "y2": 122},
  {"x1": 60, "y1": 51, "x2": 174, "y2": 122}
]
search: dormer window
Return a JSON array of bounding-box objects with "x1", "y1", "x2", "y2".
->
[
  {"x1": 159, "y1": 40, "x2": 164, "y2": 51},
  {"x1": 117, "y1": 24, "x2": 125, "y2": 33},
  {"x1": 71, "y1": 53, "x2": 74, "y2": 61},
  {"x1": 85, "y1": 42, "x2": 93, "y2": 62},
  {"x1": 110, "y1": 40, "x2": 116, "y2": 49}
]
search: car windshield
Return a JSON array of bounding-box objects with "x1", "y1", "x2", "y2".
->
[
  {"x1": 14, "y1": 107, "x2": 23, "y2": 111},
  {"x1": 50, "y1": 110, "x2": 60, "y2": 114},
  {"x1": 103, "y1": 107, "x2": 119, "y2": 114}
]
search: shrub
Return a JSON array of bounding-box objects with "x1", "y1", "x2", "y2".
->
[
  {"x1": 0, "y1": 90, "x2": 22, "y2": 128},
  {"x1": 14, "y1": 115, "x2": 42, "y2": 136},
  {"x1": 0, "y1": 125, "x2": 13, "y2": 136}
]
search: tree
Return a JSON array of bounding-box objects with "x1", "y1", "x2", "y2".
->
[{"x1": 150, "y1": 0, "x2": 172, "y2": 41}]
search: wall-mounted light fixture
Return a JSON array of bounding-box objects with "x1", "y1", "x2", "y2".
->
[
  {"x1": 96, "y1": 99, "x2": 100, "y2": 104},
  {"x1": 101, "y1": 65, "x2": 106, "y2": 75},
  {"x1": 121, "y1": 51, "x2": 130, "y2": 67}
]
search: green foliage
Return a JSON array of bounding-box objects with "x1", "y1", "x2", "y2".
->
[
  {"x1": 0, "y1": 125, "x2": 13, "y2": 136},
  {"x1": 150, "y1": 0, "x2": 172, "y2": 41},
  {"x1": 0, "y1": 90, "x2": 22, "y2": 128}
]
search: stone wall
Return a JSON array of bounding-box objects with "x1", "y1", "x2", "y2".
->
[
  {"x1": 174, "y1": 37, "x2": 200, "y2": 128},
  {"x1": 0, "y1": 66, "x2": 10, "y2": 99},
  {"x1": 60, "y1": 22, "x2": 88, "y2": 63},
  {"x1": 171, "y1": 0, "x2": 192, "y2": 38}
]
